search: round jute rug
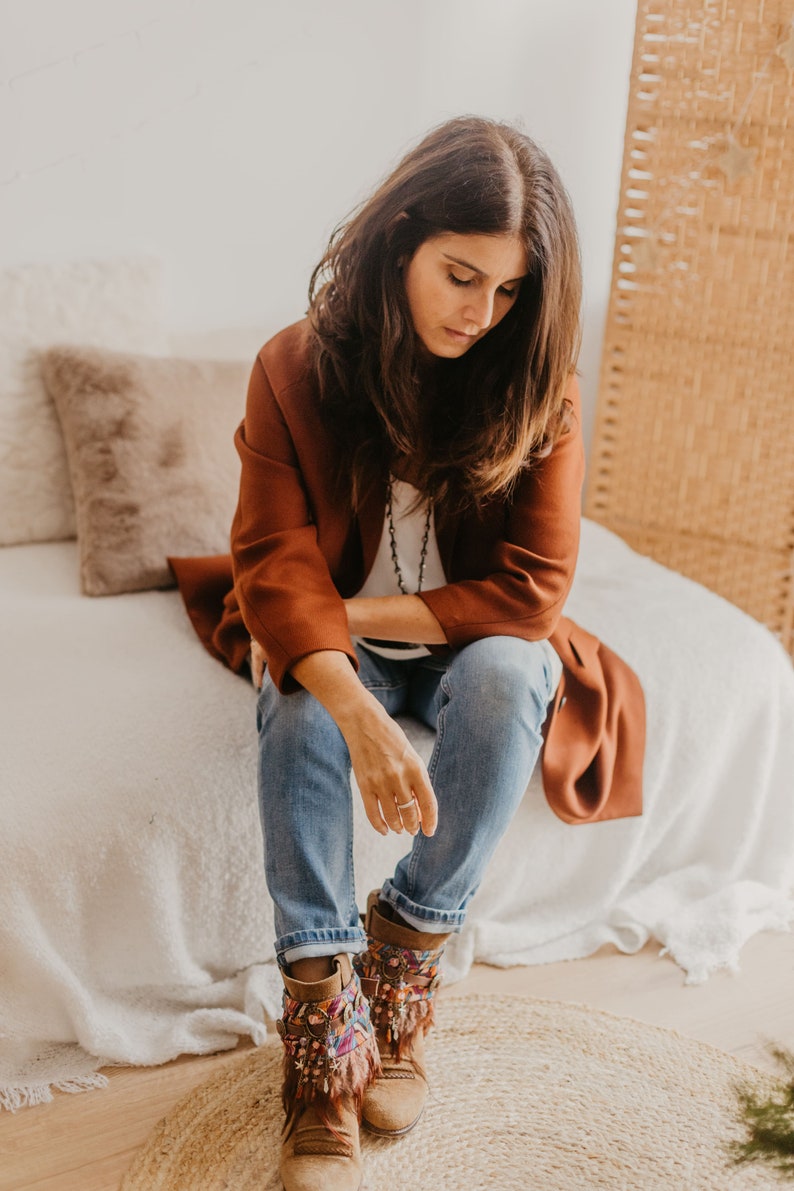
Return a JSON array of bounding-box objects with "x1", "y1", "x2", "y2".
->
[{"x1": 121, "y1": 995, "x2": 781, "y2": 1191}]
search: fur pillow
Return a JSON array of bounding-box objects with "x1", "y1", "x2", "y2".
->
[
  {"x1": 0, "y1": 259, "x2": 168, "y2": 545},
  {"x1": 40, "y1": 346, "x2": 251, "y2": 596}
]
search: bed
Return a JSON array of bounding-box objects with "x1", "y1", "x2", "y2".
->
[{"x1": 1, "y1": 260, "x2": 793, "y2": 1111}]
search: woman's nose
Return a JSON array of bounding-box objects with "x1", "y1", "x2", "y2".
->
[{"x1": 462, "y1": 289, "x2": 495, "y2": 331}]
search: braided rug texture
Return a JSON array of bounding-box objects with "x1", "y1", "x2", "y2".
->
[{"x1": 121, "y1": 995, "x2": 780, "y2": 1190}]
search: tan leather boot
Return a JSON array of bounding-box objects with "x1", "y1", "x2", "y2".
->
[
  {"x1": 354, "y1": 892, "x2": 450, "y2": 1137},
  {"x1": 278, "y1": 954, "x2": 379, "y2": 1191}
]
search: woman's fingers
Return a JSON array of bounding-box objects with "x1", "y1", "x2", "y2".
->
[
  {"x1": 391, "y1": 762, "x2": 437, "y2": 837},
  {"x1": 409, "y1": 760, "x2": 438, "y2": 836},
  {"x1": 361, "y1": 794, "x2": 390, "y2": 836},
  {"x1": 359, "y1": 773, "x2": 436, "y2": 838},
  {"x1": 378, "y1": 789, "x2": 407, "y2": 835},
  {"x1": 378, "y1": 763, "x2": 438, "y2": 838},
  {"x1": 394, "y1": 795, "x2": 421, "y2": 835},
  {"x1": 250, "y1": 640, "x2": 266, "y2": 688},
  {"x1": 345, "y1": 710, "x2": 438, "y2": 838},
  {"x1": 363, "y1": 785, "x2": 436, "y2": 837}
]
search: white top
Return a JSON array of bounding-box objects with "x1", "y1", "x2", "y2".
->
[{"x1": 353, "y1": 478, "x2": 446, "y2": 660}]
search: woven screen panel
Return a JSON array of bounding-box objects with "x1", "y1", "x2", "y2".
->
[{"x1": 585, "y1": 0, "x2": 794, "y2": 656}]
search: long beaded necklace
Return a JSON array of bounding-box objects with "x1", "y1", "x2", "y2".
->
[{"x1": 386, "y1": 479, "x2": 432, "y2": 595}]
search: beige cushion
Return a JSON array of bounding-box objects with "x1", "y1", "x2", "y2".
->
[
  {"x1": 0, "y1": 259, "x2": 168, "y2": 545},
  {"x1": 40, "y1": 346, "x2": 251, "y2": 596}
]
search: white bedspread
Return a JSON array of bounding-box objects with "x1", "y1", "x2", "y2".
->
[{"x1": 2, "y1": 520, "x2": 793, "y2": 1109}]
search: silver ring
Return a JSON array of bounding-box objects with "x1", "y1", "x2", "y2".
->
[{"x1": 396, "y1": 799, "x2": 415, "y2": 810}]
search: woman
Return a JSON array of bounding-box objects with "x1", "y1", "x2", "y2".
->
[{"x1": 173, "y1": 115, "x2": 644, "y2": 1191}]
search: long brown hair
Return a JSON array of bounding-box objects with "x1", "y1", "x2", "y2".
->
[{"x1": 309, "y1": 115, "x2": 582, "y2": 513}]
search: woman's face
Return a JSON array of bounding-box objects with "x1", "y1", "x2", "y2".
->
[{"x1": 403, "y1": 232, "x2": 528, "y2": 359}]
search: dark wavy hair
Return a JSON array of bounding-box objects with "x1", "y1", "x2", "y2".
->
[{"x1": 308, "y1": 115, "x2": 582, "y2": 513}]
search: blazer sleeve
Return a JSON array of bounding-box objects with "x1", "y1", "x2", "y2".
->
[
  {"x1": 230, "y1": 355, "x2": 358, "y2": 693},
  {"x1": 419, "y1": 374, "x2": 586, "y2": 646}
]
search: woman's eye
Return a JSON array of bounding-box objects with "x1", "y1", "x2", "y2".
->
[{"x1": 447, "y1": 273, "x2": 518, "y2": 299}]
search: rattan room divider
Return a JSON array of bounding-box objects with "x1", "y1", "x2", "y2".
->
[{"x1": 585, "y1": 0, "x2": 794, "y2": 656}]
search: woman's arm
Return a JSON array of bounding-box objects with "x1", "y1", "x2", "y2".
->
[
  {"x1": 343, "y1": 594, "x2": 447, "y2": 643},
  {"x1": 236, "y1": 331, "x2": 439, "y2": 837},
  {"x1": 231, "y1": 341, "x2": 358, "y2": 693}
]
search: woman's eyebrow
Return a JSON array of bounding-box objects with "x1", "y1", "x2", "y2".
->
[{"x1": 442, "y1": 253, "x2": 527, "y2": 284}]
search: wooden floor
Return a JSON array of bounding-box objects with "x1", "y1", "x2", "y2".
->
[{"x1": 2, "y1": 930, "x2": 793, "y2": 1191}]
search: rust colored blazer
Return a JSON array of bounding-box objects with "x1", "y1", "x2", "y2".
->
[{"x1": 171, "y1": 320, "x2": 645, "y2": 825}]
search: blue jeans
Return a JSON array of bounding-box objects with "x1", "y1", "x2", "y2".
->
[{"x1": 255, "y1": 637, "x2": 559, "y2": 967}]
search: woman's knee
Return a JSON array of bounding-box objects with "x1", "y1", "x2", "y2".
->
[
  {"x1": 256, "y1": 673, "x2": 338, "y2": 740},
  {"x1": 447, "y1": 636, "x2": 556, "y2": 718},
  {"x1": 256, "y1": 678, "x2": 351, "y2": 799}
]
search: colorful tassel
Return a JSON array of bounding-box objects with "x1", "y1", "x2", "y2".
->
[{"x1": 354, "y1": 936, "x2": 445, "y2": 1060}]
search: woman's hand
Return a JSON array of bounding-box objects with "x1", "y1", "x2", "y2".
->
[
  {"x1": 342, "y1": 703, "x2": 437, "y2": 838},
  {"x1": 290, "y1": 649, "x2": 438, "y2": 837},
  {"x1": 250, "y1": 639, "x2": 266, "y2": 688}
]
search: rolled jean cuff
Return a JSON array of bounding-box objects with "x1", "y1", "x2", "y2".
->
[
  {"x1": 276, "y1": 928, "x2": 368, "y2": 968},
  {"x1": 380, "y1": 880, "x2": 466, "y2": 933}
]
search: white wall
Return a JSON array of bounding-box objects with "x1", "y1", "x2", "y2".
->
[{"x1": 1, "y1": 0, "x2": 636, "y2": 451}]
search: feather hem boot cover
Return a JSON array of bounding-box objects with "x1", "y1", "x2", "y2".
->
[
  {"x1": 278, "y1": 953, "x2": 379, "y2": 1191},
  {"x1": 355, "y1": 891, "x2": 451, "y2": 1137}
]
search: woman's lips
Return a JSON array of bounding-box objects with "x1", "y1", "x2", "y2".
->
[{"x1": 443, "y1": 327, "x2": 475, "y2": 343}]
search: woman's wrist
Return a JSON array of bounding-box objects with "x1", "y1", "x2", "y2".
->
[{"x1": 289, "y1": 649, "x2": 380, "y2": 733}]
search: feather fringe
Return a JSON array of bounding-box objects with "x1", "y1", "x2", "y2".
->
[
  {"x1": 282, "y1": 1030, "x2": 380, "y2": 1138},
  {"x1": 374, "y1": 994, "x2": 436, "y2": 1062}
]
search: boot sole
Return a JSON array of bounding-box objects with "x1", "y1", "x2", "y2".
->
[{"x1": 361, "y1": 1108, "x2": 424, "y2": 1138}]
